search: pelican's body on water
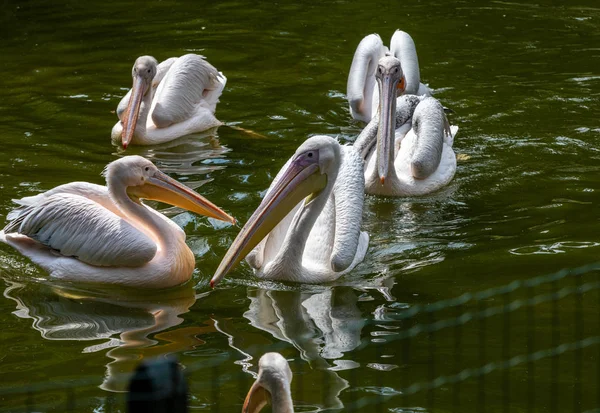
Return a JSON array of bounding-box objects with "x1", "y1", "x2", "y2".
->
[
  {"x1": 111, "y1": 54, "x2": 226, "y2": 148},
  {"x1": 354, "y1": 55, "x2": 458, "y2": 196},
  {"x1": 347, "y1": 30, "x2": 431, "y2": 123},
  {"x1": 0, "y1": 156, "x2": 234, "y2": 288},
  {"x1": 211, "y1": 135, "x2": 369, "y2": 286}
]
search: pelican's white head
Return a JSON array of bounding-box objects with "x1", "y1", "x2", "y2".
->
[
  {"x1": 243, "y1": 353, "x2": 294, "y2": 413},
  {"x1": 103, "y1": 156, "x2": 235, "y2": 224}
]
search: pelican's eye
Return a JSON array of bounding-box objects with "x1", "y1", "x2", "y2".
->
[{"x1": 144, "y1": 166, "x2": 150, "y2": 172}]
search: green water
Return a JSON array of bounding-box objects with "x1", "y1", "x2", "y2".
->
[{"x1": 1, "y1": 0, "x2": 600, "y2": 411}]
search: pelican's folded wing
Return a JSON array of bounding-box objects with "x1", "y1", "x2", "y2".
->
[
  {"x1": 151, "y1": 54, "x2": 222, "y2": 128},
  {"x1": 330, "y1": 146, "x2": 365, "y2": 272},
  {"x1": 4, "y1": 193, "x2": 156, "y2": 267}
]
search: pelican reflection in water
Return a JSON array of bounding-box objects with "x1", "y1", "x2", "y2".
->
[
  {"x1": 0, "y1": 156, "x2": 234, "y2": 288},
  {"x1": 1, "y1": 280, "x2": 210, "y2": 392},
  {"x1": 111, "y1": 54, "x2": 226, "y2": 148},
  {"x1": 214, "y1": 285, "x2": 365, "y2": 410}
]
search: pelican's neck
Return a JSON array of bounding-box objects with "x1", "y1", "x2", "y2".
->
[
  {"x1": 271, "y1": 381, "x2": 294, "y2": 413},
  {"x1": 276, "y1": 174, "x2": 336, "y2": 281},
  {"x1": 107, "y1": 179, "x2": 181, "y2": 251}
]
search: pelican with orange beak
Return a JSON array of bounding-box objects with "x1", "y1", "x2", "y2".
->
[
  {"x1": 0, "y1": 156, "x2": 235, "y2": 288},
  {"x1": 210, "y1": 135, "x2": 368, "y2": 287},
  {"x1": 354, "y1": 56, "x2": 458, "y2": 196},
  {"x1": 243, "y1": 353, "x2": 294, "y2": 413},
  {"x1": 111, "y1": 54, "x2": 226, "y2": 148}
]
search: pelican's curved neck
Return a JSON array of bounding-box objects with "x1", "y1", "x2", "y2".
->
[
  {"x1": 107, "y1": 179, "x2": 180, "y2": 250},
  {"x1": 276, "y1": 175, "x2": 335, "y2": 279},
  {"x1": 271, "y1": 381, "x2": 294, "y2": 413}
]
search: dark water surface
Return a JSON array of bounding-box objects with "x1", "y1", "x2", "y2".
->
[{"x1": 1, "y1": 0, "x2": 600, "y2": 411}]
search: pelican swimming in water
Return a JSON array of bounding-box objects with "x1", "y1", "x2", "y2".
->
[
  {"x1": 0, "y1": 156, "x2": 235, "y2": 288},
  {"x1": 243, "y1": 352, "x2": 294, "y2": 413},
  {"x1": 347, "y1": 30, "x2": 431, "y2": 123},
  {"x1": 354, "y1": 56, "x2": 458, "y2": 196},
  {"x1": 210, "y1": 135, "x2": 368, "y2": 286},
  {"x1": 111, "y1": 54, "x2": 226, "y2": 148}
]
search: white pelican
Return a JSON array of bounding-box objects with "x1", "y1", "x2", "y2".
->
[
  {"x1": 347, "y1": 30, "x2": 431, "y2": 123},
  {"x1": 354, "y1": 56, "x2": 458, "y2": 196},
  {"x1": 111, "y1": 54, "x2": 226, "y2": 148},
  {"x1": 210, "y1": 135, "x2": 368, "y2": 286},
  {"x1": 243, "y1": 352, "x2": 294, "y2": 413},
  {"x1": 0, "y1": 156, "x2": 235, "y2": 288}
]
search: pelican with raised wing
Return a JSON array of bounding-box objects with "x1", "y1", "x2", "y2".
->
[
  {"x1": 111, "y1": 54, "x2": 226, "y2": 148},
  {"x1": 210, "y1": 135, "x2": 368, "y2": 286},
  {"x1": 354, "y1": 56, "x2": 458, "y2": 196},
  {"x1": 347, "y1": 30, "x2": 431, "y2": 123},
  {"x1": 243, "y1": 352, "x2": 294, "y2": 413},
  {"x1": 0, "y1": 156, "x2": 235, "y2": 288}
]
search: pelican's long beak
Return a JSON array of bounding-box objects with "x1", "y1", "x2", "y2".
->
[
  {"x1": 242, "y1": 381, "x2": 270, "y2": 413},
  {"x1": 210, "y1": 154, "x2": 327, "y2": 287},
  {"x1": 121, "y1": 75, "x2": 146, "y2": 149},
  {"x1": 377, "y1": 73, "x2": 403, "y2": 184},
  {"x1": 128, "y1": 170, "x2": 235, "y2": 224}
]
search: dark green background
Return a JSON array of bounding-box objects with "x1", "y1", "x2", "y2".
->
[{"x1": 1, "y1": 1, "x2": 599, "y2": 411}]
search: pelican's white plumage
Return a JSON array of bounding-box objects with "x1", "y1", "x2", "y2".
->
[
  {"x1": 243, "y1": 352, "x2": 294, "y2": 413},
  {"x1": 211, "y1": 135, "x2": 368, "y2": 286},
  {"x1": 111, "y1": 54, "x2": 226, "y2": 148},
  {"x1": 353, "y1": 55, "x2": 457, "y2": 197},
  {"x1": 0, "y1": 156, "x2": 235, "y2": 288},
  {"x1": 347, "y1": 30, "x2": 431, "y2": 123}
]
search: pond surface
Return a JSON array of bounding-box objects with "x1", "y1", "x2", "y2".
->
[{"x1": 1, "y1": 0, "x2": 600, "y2": 411}]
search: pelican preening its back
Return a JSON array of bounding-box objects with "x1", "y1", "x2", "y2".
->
[
  {"x1": 354, "y1": 56, "x2": 458, "y2": 196},
  {"x1": 243, "y1": 352, "x2": 294, "y2": 413},
  {"x1": 347, "y1": 30, "x2": 431, "y2": 123},
  {"x1": 211, "y1": 135, "x2": 368, "y2": 287},
  {"x1": 111, "y1": 54, "x2": 226, "y2": 148},
  {"x1": 0, "y1": 156, "x2": 235, "y2": 288}
]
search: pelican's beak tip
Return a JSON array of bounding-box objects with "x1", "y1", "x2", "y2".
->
[
  {"x1": 122, "y1": 142, "x2": 128, "y2": 150},
  {"x1": 380, "y1": 176, "x2": 385, "y2": 185},
  {"x1": 209, "y1": 279, "x2": 217, "y2": 289}
]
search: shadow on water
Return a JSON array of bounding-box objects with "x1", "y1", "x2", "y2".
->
[{"x1": 0, "y1": 276, "x2": 206, "y2": 393}]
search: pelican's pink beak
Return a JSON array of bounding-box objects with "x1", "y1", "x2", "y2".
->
[
  {"x1": 128, "y1": 169, "x2": 235, "y2": 224},
  {"x1": 121, "y1": 75, "x2": 146, "y2": 149}
]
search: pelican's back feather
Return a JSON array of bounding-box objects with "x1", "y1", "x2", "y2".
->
[
  {"x1": 4, "y1": 193, "x2": 156, "y2": 267},
  {"x1": 330, "y1": 146, "x2": 365, "y2": 272},
  {"x1": 151, "y1": 54, "x2": 222, "y2": 128},
  {"x1": 410, "y1": 97, "x2": 447, "y2": 180},
  {"x1": 347, "y1": 34, "x2": 386, "y2": 122}
]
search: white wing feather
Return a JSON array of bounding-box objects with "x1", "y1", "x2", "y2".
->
[
  {"x1": 4, "y1": 193, "x2": 156, "y2": 267},
  {"x1": 151, "y1": 54, "x2": 222, "y2": 128},
  {"x1": 330, "y1": 146, "x2": 365, "y2": 272}
]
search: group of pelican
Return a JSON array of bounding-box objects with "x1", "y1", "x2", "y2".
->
[
  {"x1": 1, "y1": 29, "x2": 457, "y2": 291},
  {"x1": 1, "y1": 29, "x2": 457, "y2": 412}
]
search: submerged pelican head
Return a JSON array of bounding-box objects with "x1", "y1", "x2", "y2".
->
[
  {"x1": 120, "y1": 56, "x2": 158, "y2": 149},
  {"x1": 105, "y1": 155, "x2": 235, "y2": 224},
  {"x1": 210, "y1": 135, "x2": 340, "y2": 287},
  {"x1": 243, "y1": 353, "x2": 293, "y2": 413}
]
